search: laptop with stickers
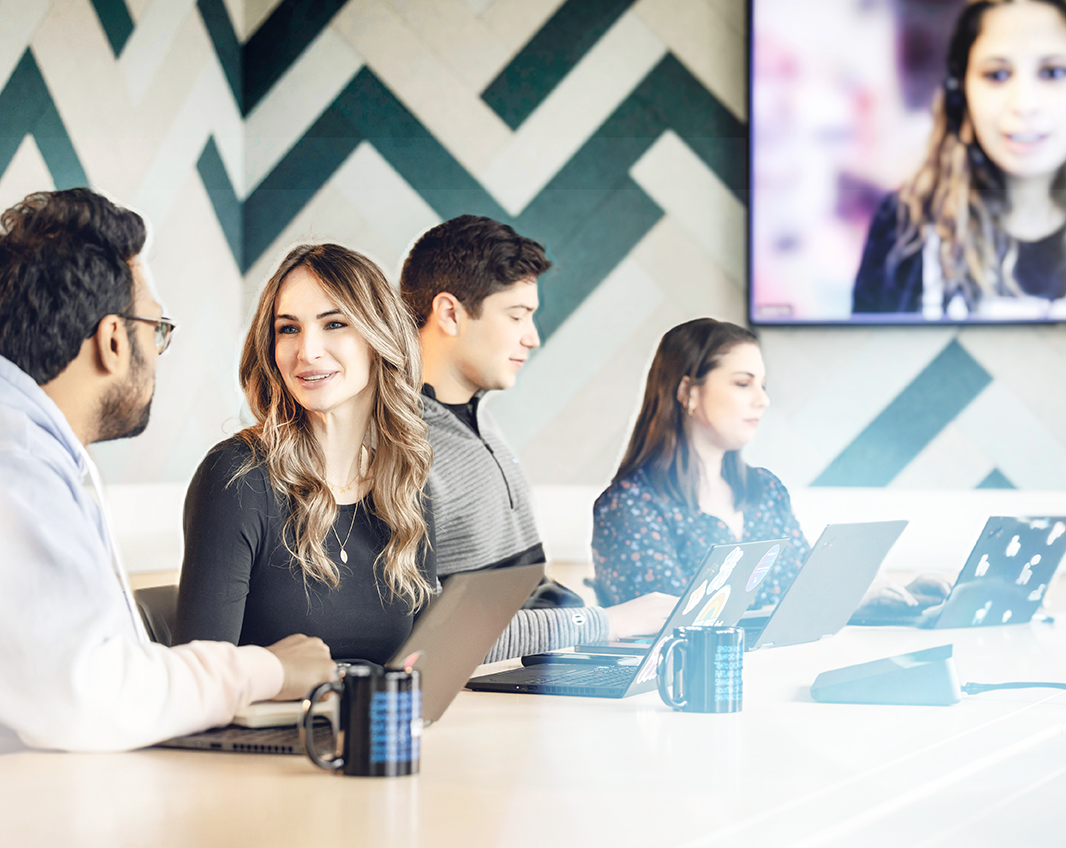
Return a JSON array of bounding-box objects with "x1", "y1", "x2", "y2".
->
[
  {"x1": 465, "y1": 538, "x2": 787, "y2": 698},
  {"x1": 156, "y1": 562, "x2": 545, "y2": 753},
  {"x1": 850, "y1": 516, "x2": 1066, "y2": 629}
]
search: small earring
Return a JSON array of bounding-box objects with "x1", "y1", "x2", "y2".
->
[{"x1": 687, "y1": 403, "x2": 696, "y2": 417}]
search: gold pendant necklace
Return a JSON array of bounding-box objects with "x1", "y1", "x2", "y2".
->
[{"x1": 332, "y1": 506, "x2": 357, "y2": 564}]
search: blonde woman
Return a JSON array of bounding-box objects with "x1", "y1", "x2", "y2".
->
[
  {"x1": 853, "y1": 0, "x2": 1066, "y2": 319},
  {"x1": 176, "y1": 244, "x2": 434, "y2": 663}
]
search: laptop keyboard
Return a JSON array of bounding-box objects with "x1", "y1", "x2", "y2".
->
[{"x1": 157, "y1": 720, "x2": 334, "y2": 755}]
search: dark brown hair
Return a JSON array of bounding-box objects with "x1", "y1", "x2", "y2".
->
[
  {"x1": 614, "y1": 318, "x2": 760, "y2": 511},
  {"x1": 0, "y1": 189, "x2": 146, "y2": 384},
  {"x1": 400, "y1": 215, "x2": 551, "y2": 327}
]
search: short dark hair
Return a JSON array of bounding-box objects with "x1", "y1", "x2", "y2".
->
[
  {"x1": 0, "y1": 189, "x2": 147, "y2": 384},
  {"x1": 400, "y1": 215, "x2": 551, "y2": 327}
]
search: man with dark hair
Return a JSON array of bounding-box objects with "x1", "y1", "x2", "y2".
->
[
  {"x1": 401, "y1": 215, "x2": 673, "y2": 660},
  {"x1": 0, "y1": 189, "x2": 333, "y2": 751}
]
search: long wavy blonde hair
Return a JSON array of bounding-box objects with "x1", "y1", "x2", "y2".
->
[
  {"x1": 238, "y1": 243, "x2": 432, "y2": 610},
  {"x1": 892, "y1": 0, "x2": 1066, "y2": 308}
]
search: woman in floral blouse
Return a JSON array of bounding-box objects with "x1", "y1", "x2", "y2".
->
[
  {"x1": 592, "y1": 318, "x2": 949, "y2": 614},
  {"x1": 591, "y1": 319, "x2": 804, "y2": 609}
]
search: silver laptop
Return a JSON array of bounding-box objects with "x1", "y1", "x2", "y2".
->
[
  {"x1": 157, "y1": 562, "x2": 545, "y2": 753},
  {"x1": 741, "y1": 520, "x2": 909, "y2": 649}
]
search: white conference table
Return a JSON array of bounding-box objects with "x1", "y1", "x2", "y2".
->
[{"x1": 2, "y1": 622, "x2": 1066, "y2": 848}]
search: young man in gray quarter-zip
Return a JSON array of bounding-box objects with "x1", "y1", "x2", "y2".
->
[{"x1": 400, "y1": 215, "x2": 674, "y2": 662}]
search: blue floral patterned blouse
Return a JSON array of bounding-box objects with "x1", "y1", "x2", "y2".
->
[{"x1": 591, "y1": 465, "x2": 809, "y2": 609}]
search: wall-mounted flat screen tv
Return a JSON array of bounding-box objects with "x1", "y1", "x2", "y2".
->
[{"x1": 749, "y1": 0, "x2": 1066, "y2": 325}]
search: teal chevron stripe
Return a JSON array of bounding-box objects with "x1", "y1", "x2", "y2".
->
[
  {"x1": 342, "y1": 71, "x2": 507, "y2": 222},
  {"x1": 196, "y1": 0, "x2": 241, "y2": 109},
  {"x1": 90, "y1": 0, "x2": 134, "y2": 57},
  {"x1": 242, "y1": 0, "x2": 347, "y2": 116},
  {"x1": 481, "y1": 0, "x2": 636, "y2": 130},
  {"x1": 195, "y1": 0, "x2": 346, "y2": 116},
  {"x1": 197, "y1": 137, "x2": 242, "y2": 267},
  {"x1": 216, "y1": 54, "x2": 744, "y2": 343},
  {"x1": 243, "y1": 81, "x2": 370, "y2": 271},
  {"x1": 0, "y1": 51, "x2": 87, "y2": 190},
  {"x1": 531, "y1": 180, "x2": 663, "y2": 338},
  {"x1": 977, "y1": 469, "x2": 1016, "y2": 490},
  {"x1": 812, "y1": 340, "x2": 992, "y2": 487},
  {"x1": 640, "y1": 55, "x2": 748, "y2": 199}
]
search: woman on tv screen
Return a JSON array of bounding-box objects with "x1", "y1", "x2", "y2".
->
[{"x1": 853, "y1": 0, "x2": 1066, "y2": 320}]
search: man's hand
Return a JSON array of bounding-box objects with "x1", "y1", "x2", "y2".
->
[
  {"x1": 604, "y1": 592, "x2": 679, "y2": 641},
  {"x1": 265, "y1": 634, "x2": 335, "y2": 701}
]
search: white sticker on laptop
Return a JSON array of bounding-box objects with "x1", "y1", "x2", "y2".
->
[
  {"x1": 706, "y1": 547, "x2": 744, "y2": 594},
  {"x1": 683, "y1": 579, "x2": 709, "y2": 614}
]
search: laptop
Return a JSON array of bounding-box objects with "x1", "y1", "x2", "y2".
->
[
  {"x1": 741, "y1": 520, "x2": 909, "y2": 650},
  {"x1": 850, "y1": 516, "x2": 1066, "y2": 629},
  {"x1": 465, "y1": 538, "x2": 787, "y2": 698},
  {"x1": 157, "y1": 562, "x2": 545, "y2": 753}
]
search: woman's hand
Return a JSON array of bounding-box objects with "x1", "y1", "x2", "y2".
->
[
  {"x1": 604, "y1": 593, "x2": 679, "y2": 641},
  {"x1": 855, "y1": 573, "x2": 952, "y2": 616}
]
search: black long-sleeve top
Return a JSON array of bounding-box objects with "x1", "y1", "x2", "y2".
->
[
  {"x1": 853, "y1": 192, "x2": 1066, "y2": 314},
  {"x1": 175, "y1": 437, "x2": 435, "y2": 663}
]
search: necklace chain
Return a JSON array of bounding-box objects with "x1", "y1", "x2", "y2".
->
[
  {"x1": 327, "y1": 448, "x2": 366, "y2": 563},
  {"x1": 332, "y1": 507, "x2": 358, "y2": 564},
  {"x1": 327, "y1": 476, "x2": 360, "y2": 494}
]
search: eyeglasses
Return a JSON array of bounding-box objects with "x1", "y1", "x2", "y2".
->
[{"x1": 123, "y1": 315, "x2": 177, "y2": 355}]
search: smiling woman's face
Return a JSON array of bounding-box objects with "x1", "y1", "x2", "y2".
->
[
  {"x1": 273, "y1": 265, "x2": 373, "y2": 419},
  {"x1": 965, "y1": 1, "x2": 1066, "y2": 183}
]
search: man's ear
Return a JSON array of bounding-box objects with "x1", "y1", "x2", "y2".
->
[
  {"x1": 91, "y1": 314, "x2": 128, "y2": 377},
  {"x1": 430, "y1": 292, "x2": 463, "y2": 338}
]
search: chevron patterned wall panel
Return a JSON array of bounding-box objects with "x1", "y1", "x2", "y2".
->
[{"x1": 2, "y1": 0, "x2": 1065, "y2": 493}]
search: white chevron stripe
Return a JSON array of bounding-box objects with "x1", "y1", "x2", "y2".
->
[
  {"x1": 958, "y1": 328, "x2": 1066, "y2": 451},
  {"x1": 120, "y1": 0, "x2": 198, "y2": 104},
  {"x1": 333, "y1": 0, "x2": 512, "y2": 177},
  {"x1": 241, "y1": 177, "x2": 408, "y2": 303},
  {"x1": 0, "y1": 135, "x2": 55, "y2": 212},
  {"x1": 384, "y1": 0, "x2": 513, "y2": 93},
  {"x1": 486, "y1": 257, "x2": 664, "y2": 451},
  {"x1": 888, "y1": 423, "x2": 995, "y2": 489},
  {"x1": 629, "y1": 216, "x2": 745, "y2": 321},
  {"x1": 956, "y1": 383, "x2": 1066, "y2": 489},
  {"x1": 635, "y1": 0, "x2": 747, "y2": 120},
  {"x1": 332, "y1": 143, "x2": 441, "y2": 270},
  {"x1": 763, "y1": 330, "x2": 957, "y2": 482},
  {"x1": 0, "y1": 0, "x2": 48, "y2": 91},
  {"x1": 479, "y1": 11, "x2": 666, "y2": 216},
  {"x1": 135, "y1": 52, "x2": 242, "y2": 226},
  {"x1": 631, "y1": 129, "x2": 746, "y2": 286},
  {"x1": 244, "y1": 24, "x2": 363, "y2": 195}
]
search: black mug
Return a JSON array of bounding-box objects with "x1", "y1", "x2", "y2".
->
[
  {"x1": 656, "y1": 625, "x2": 744, "y2": 713},
  {"x1": 301, "y1": 663, "x2": 422, "y2": 776}
]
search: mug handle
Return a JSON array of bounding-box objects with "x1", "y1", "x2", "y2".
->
[
  {"x1": 656, "y1": 636, "x2": 688, "y2": 709},
  {"x1": 301, "y1": 681, "x2": 343, "y2": 770}
]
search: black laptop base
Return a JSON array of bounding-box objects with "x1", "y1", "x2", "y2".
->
[{"x1": 467, "y1": 664, "x2": 638, "y2": 698}]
